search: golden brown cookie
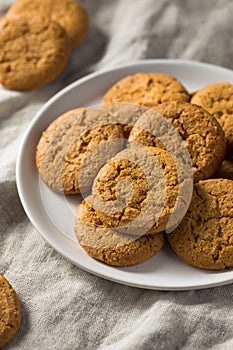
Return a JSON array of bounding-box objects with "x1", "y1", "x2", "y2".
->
[
  {"x1": 167, "y1": 179, "x2": 233, "y2": 270},
  {"x1": 90, "y1": 144, "x2": 190, "y2": 235},
  {"x1": 191, "y1": 82, "x2": 233, "y2": 155},
  {"x1": 102, "y1": 73, "x2": 190, "y2": 107},
  {"x1": 36, "y1": 108, "x2": 124, "y2": 194},
  {"x1": 0, "y1": 15, "x2": 70, "y2": 91},
  {"x1": 0, "y1": 275, "x2": 21, "y2": 348},
  {"x1": 214, "y1": 158, "x2": 233, "y2": 180},
  {"x1": 129, "y1": 101, "x2": 226, "y2": 181},
  {"x1": 75, "y1": 199, "x2": 165, "y2": 266},
  {"x1": 7, "y1": 0, "x2": 89, "y2": 48},
  {"x1": 102, "y1": 103, "x2": 147, "y2": 138}
]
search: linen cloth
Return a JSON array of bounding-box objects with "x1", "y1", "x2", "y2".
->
[{"x1": 1, "y1": 0, "x2": 233, "y2": 349}]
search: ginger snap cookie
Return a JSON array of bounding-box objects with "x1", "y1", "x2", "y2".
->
[
  {"x1": 129, "y1": 101, "x2": 226, "y2": 181},
  {"x1": 167, "y1": 179, "x2": 233, "y2": 270},
  {"x1": 102, "y1": 73, "x2": 190, "y2": 107},
  {"x1": 36, "y1": 108, "x2": 124, "y2": 194},
  {"x1": 0, "y1": 275, "x2": 21, "y2": 348},
  {"x1": 75, "y1": 199, "x2": 165, "y2": 266},
  {"x1": 7, "y1": 0, "x2": 89, "y2": 48},
  {"x1": 90, "y1": 144, "x2": 191, "y2": 235},
  {"x1": 214, "y1": 158, "x2": 233, "y2": 180},
  {"x1": 0, "y1": 15, "x2": 70, "y2": 91},
  {"x1": 102, "y1": 103, "x2": 147, "y2": 138},
  {"x1": 191, "y1": 82, "x2": 233, "y2": 155}
]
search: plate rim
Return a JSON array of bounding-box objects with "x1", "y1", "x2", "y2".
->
[{"x1": 16, "y1": 59, "x2": 233, "y2": 291}]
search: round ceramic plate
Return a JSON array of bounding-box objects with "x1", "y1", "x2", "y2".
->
[{"x1": 16, "y1": 59, "x2": 233, "y2": 290}]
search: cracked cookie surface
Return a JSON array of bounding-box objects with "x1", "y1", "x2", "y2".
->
[
  {"x1": 75, "y1": 199, "x2": 165, "y2": 266},
  {"x1": 0, "y1": 15, "x2": 70, "y2": 91},
  {"x1": 7, "y1": 0, "x2": 89, "y2": 48},
  {"x1": 102, "y1": 103, "x2": 147, "y2": 138},
  {"x1": 0, "y1": 275, "x2": 21, "y2": 349},
  {"x1": 102, "y1": 73, "x2": 190, "y2": 107},
  {"x1": 90, "y1": 145, "x2": 187, "y2": 235},
  {"x1": 129, "y1": 101, "x2": 226, "y2": 181},
  {"x1": 167, "y1": 179, "x2": 233, "y2": 270},
  {"x1": 36, "y1": 108, "x2": 124, "y2": 194},
  {"x1": 191, "y1": 82, "x2": 233, "y2": 155}
]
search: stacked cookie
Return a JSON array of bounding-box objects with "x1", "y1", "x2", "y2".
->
[
  {"x1": 191, "y1": 82, "x2": 233, "y2": 179},
  {"x1": 36, "y1": 72, "x2": 233, "y2": 271},
  {"x1": 0, "y1": 0, "x2": 88, "y2": 91}
]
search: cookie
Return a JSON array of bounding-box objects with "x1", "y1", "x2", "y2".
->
[
  {"x1": 75, "y1": 199, "x2": 165, "y2": 266},
  {"x1": 214, "y1": 159, "x2": 233, "y2": 180},
  {"x1": 7, "y1": 0, "x2": 89, "y2": 48},
  {"x1": 0, "y1": 15, "x2": 70, "y2": 91},
  {"x1": 90, "y1": 144, "x2": 191, "y2": 235},
  {"x1": 167, "y1": 179, "x2": 233, "y2": 270},
  {"x1": 102, "y1": 73, "x2": 190, "y2": 107},
  {"x1": 129, "y1": 101, "x2": 226, "y2": 181},
  {"x1": 0, "y1": 275, "x2": 21, "y2": 348},
  {"x1": 191, "y1": 82, "x2": 233, "y2": 155},
  {"x1": 102, "y1": 103, "x2": 147, "y2": 138},
  {"x1": 36, "y1": 108, "x2": 124, "y2": 194}
]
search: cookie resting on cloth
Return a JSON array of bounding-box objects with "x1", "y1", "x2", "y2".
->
[
  {"x1": 7, "y1": 0, "x2": 89, "y2": 48},
  {"x1": 0, "y1": 275, "x2": 21, "y2": 349},
  {"x1": 0, "y1": 15, "x2": 70, "y2": 91}
]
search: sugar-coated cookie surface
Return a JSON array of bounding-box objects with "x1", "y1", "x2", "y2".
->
[
  {"x1": 36, "y1": 108, "x2": 125, "y2": 194},
  {"x1": 129, "y1": 101, "x2": 226, "y2": 181},
  {"x1": 191, "y1": 82, "x2": 233, "y2": 155},
  {"x1": 7, "y1": 0, "x2": 89, "y2": 48},
  {"x1": 0, "y1": 275, "x2": 21, "y2": 348},
  {"x1": 168, "y1": 179, "x2": 233, "y2": 270},
  {"x1": 0, "y1": 15, "x2": 70, "y2": 91},
  {"x1": 102, "y1": 73, "x2": 190, "y2": 107},
  {"x1": 75, "y1": 199, "x2": 165, "y2": 266}
]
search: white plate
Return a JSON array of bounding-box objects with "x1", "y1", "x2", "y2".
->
[{"x1": 16, "y1": 59, "x2": 233, "y2": 291}]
